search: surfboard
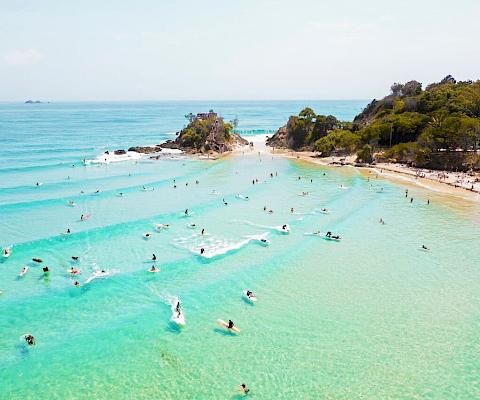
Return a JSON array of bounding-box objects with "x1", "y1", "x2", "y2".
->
[{"x1": 217, "y1": 318, "x2": 240, "y2": 333}]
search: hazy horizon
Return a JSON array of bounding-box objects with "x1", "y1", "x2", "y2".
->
[{"x1": 1, "y1": 0, "x2": 479, "y2": 102}]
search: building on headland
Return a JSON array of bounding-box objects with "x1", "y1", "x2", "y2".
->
[{"x1": 196, "y1": 111, "x2": 217, "y2": 120}]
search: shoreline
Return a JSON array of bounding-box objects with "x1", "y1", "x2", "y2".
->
[{"x1": 243, "y1": 135, "x2": 480, "y2": 202}]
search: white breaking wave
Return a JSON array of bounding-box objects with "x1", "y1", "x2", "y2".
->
[
  {"x1": 173, "y1": 232, "x2": 269, "y2": 259},
  {"x1": 243, "y1": 220, "x2": 290, "y2": 234},
  {"x1": 84, "y1": 151, "x2": 143, "y2": 165}
]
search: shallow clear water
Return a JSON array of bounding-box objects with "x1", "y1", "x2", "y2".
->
[{"x1": 1, "y1": 101, "x2": 480, "y2": 399}]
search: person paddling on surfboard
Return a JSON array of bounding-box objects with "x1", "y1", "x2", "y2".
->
[{"x1": 227, "y1": 320, "x2": 235, "y2": 329}]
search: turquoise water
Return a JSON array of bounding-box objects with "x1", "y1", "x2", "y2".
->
[{"x1": 1, "y1": 101, "x2": 480, "y2": 399}]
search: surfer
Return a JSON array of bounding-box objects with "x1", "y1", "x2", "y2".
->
[
  {"x1": 200, "y1": 248, "x2": 205, "y2": 255},
  {"x1": 238, "y1": 383, "x2": 250, "y2": 395},
  {"x1": 25, "y1": 334, "x2": 36, "y2": 346},
  {"x1": 326, "y1": 231, "x2": 332, "y2": 237},
  {"x1": 152, "y1": 253, "x2": 157, "y2": 261},
  {"x1": 184, "y1": 209, "x2": 188, "y2": 216},
  {"x1": 73, "y1": 281, "x2": 80, "y2": 287},
  {"x1": 71, "y1": 256, "x2": 79, "y2": 261},
  {"x1": 291, "y1": 207, "x2": 294, "y2": 213},
  {"x1": 149, "y1": 266, "x2": 159, "y2": 273},
  {"x1": 43, "y1": 266, "x2": 49, "y2": 274},
  {"x1": 175, "y1": 301, "x2": 181, "y2": 317},
  {"x1": 422, "y1": 245, "x2": 430, "y2": 251},
  {"x1": 201, "y1": 228, "x2": 205, "y2": 235},
  {"x1": 227, "y1": 320, "x2": 235, "y2": 329}
]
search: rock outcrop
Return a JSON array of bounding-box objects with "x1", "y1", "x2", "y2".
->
[
  {"x1": 265, "y1": 126, "x2": 288, "y2": 148},
  {"x1": 128, "y1": 145, "x2": 164, "y2": 154},
  {"x1": 159, "y1": 111, "x2": 248, "y2": 154}
]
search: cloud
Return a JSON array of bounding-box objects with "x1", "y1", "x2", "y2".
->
[{"x1": 2, "y1": 49, "x2": 44, "y2": 66}]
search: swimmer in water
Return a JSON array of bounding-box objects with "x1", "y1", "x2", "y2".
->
[
  {"x1": 238, "y1": 383, "x2": 250, "y2": 394},
  {"x1": 201, "y1": 228, "x2": 205, "y2": 235},
  {"x1": 74, "y1": 281, "x2": 80, "y2": 287},
  {"x1": 25, "y1": 334, "x2": 36, "y2": 346},
  {"x1": 185, "y1": 209, "x2": 188, "y2": 215},
  {"x1": 291, "y1": 207, "x2": 294, "y2": 213}
]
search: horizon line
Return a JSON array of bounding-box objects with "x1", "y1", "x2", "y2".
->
[{"x1": 0, "y1": 98, "x2": 370, "y2": 103}]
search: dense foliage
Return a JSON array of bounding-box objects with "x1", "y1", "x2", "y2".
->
[
  {"x1": 270, "y1": 76, "x2": 480, "y2": 169},
  {"x1": 178, "y1": 114, "x2": 232, "y2": 150}
]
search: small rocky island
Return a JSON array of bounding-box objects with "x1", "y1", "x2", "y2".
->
[{"x1": 128, "y1": 110, "x2": 248, "y2": 156}]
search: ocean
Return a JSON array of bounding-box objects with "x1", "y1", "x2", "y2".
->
[{"x1": 1, "y1": 101, "x2": 479, "y2": 399}]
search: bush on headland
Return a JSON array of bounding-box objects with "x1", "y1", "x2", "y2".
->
[{"x1": 267, "y1": 76, "x2": 480, "y2": 170}]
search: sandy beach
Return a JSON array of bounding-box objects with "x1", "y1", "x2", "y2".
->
[{"x1": 248, "y1": 136, "x2": 480, "y2": 202}]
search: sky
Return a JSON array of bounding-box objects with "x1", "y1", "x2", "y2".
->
[{"x1": 0, "y1": 0, "x2": 479, "y2": 101}]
